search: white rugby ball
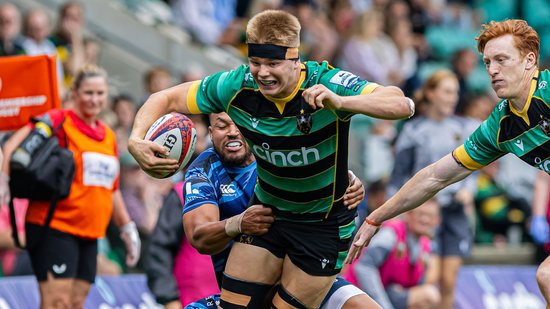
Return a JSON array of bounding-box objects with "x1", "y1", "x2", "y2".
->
[{"x1": 144, "y1": 112, "x2": 197, "y2": 178}]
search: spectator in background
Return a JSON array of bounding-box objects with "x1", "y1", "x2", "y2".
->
[
  {"x1": 282, "y1": 0, "x2": 340, "y2": 63},
  {"x1": 387, "y1": 70, "x2": 479, "y2": 309},
  {"x1": 356, "y1": 178, "x2": 388, "y2": 226},
  {"x1": 366, "y1": 179, "x2": 388, "y2": 214},
  {"x1": 339, "y1": 9, "x2": 404, "y2": 87},
  {"x1": 170, "y1": 0, "x2": 237, "y2": 46},
  {"x1": 83, "y1": 37, "x2": 101, "y2": 65},
  {"x1": 474, "y1": 160, "x2": 531, "y2": 246},
  {"x1": 344, "y1": 199, "x2": 441, "y2": 309},
  {"x1": 142, "y1": 66, "x2": 173, "y2": 104},
  {"x1": 451, "y1": 48, "x2": 479, "y2": 114},
  {"x1": 386, "y1": 17, "x2": 419, "y2": 96},
  {"x1": 405, "y1": 0, "x2": 435, "y2": 61},
  {"x1": 385, "y1": 0, "x2": 410, "y2": 21},
  {"x1": 21, "y1": 8, "x2": 65, "y2": 95},
  {"x1": 112, "y1": 94, "x2": 138, "y2": 155},
  {"x1": 0, "y1": 65, "x2": 140, "y2": 308},
  {"x1": 180, "y1": 64, "x2": 206, "y2": 83},
  {"x1": 50, "y1": 1, "x2": 85, "y2": 89},
  {"x1": 461, "y1": 93, "x2": 496, "y2": 122},
  {"x1": 440, "y1": 0, "x2": 476, "y2": 31},
  {"x1": 0, "y1": 2, "x2": 24, "y2": 56},
  {"x1": 119, "y1": 152, "x2": 154, "y2": 236}
]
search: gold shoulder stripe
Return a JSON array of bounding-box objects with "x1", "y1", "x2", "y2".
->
[
  {"x1": 360, "y1": 83, "x2": 380, "y2": 95},
  {"x1": 220, "y1": 289, "x2": 251, "y2": 307},
  {"x1": 186, "y1": 81, "x2": 201, "y2": 114},
  {"x1": 452, "y1": 145, "x2": 484, "y2": 171}
]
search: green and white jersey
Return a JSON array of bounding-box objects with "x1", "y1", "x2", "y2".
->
[
  {"x1": 186, "y1": 61, "x2": 380, "y2": 220},
  {"x1": 453, "y1": 70, "x2": 550, "y2": 173}
]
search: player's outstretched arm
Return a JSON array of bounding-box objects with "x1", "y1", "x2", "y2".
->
[
  {"x1": 128, "y1": 82, "x2": 196, "y2": 176},
  {"x1": 345, "y1": 154, "x2": 472, "y2": 263},
  {"x1": 302, "y1": 84, "x2": 412, "y2": 120}
]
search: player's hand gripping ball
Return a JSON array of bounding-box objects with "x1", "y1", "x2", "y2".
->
[{"x1": 144, "y1": 112, "x2": 197, "y2": 178}]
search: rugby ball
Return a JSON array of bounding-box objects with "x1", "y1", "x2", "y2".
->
[{"x1": 144, "y1": 112, "x2": 197, "y2": 178}]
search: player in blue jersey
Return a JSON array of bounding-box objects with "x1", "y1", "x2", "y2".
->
[
  {"x1": 129, "y1": 9, "x2": 412, "y2": 308},
  {"x1": 348, "y1": 19, "x2": 550, "y2": 307},
  {"x1": 182, "y1": 112, "x2": 376, "y2": 308}
]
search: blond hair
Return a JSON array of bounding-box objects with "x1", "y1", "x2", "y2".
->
[
  {"x1": 72, "y1": 64, "x2": 107, "y2": 90},
  {"x1": 246, "y1": 10, "x2": 301, "y2": 47},
  {"x1": 414, "y1": 69, "x2": 458, "y2": 105}
]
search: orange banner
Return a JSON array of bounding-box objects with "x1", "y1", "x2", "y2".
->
[{"x1": 0, "y1": 54, "x2": 61, "y2": 131}]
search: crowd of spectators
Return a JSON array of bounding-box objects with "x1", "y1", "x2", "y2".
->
[{"x1": 1, "y1": 0, "x2": 550, "y2": 307}]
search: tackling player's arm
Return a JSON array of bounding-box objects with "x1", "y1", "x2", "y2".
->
[
  {"x1": 128, "y1": 82, "x2": 198, "y2": 176},
  {"x1": 346, "y1": 154, "x2": 473, "y2": 263},
  {"x1": 183, "y1": 204, "x2": 274, "y2": 255}
]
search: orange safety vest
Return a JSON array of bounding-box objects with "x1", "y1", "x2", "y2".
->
[{"x1": 26, "y1": 112, "x2": 119, "y2": 239}]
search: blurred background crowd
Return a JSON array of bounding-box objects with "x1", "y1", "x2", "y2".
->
[{"x1": 1, "y1": 0, "x2": 550, "y2": 306}]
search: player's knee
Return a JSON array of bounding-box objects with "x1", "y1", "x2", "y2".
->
[
  {"x1": 43, "y1": 294, "x2": 71, "y2": 309},
  {"x1": 219, "y1": 273, "x2": 275, "y2": 308},
  {"x1": 419, "y1": 284, "x2": 441, "y2": 308},
  {"x1": 537, "y1": 264, "x2": 550, "y2": 288},
  {"x1": 272, "y1": 286, "x2": 308, "y2": 309}
]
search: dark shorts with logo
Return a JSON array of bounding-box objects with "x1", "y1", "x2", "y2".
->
[
  {"x1": 26, "y1": 223, "x2": 98, "y2": 282},
  {"x1": 238, "y1": 204, "x2": 356, "y2": 276}
]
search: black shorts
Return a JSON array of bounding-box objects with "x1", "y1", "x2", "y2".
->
[
  {"x1": 25, "y1": 223, "x2": 98, "y2": 283},
  {"x1": 433, "y1": 201, "x2": 472, "y2": 257},
  {"x1": 238, "y1": 210, "x2": 356, "y2": 276}
]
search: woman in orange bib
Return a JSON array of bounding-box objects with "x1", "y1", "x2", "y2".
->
[{"x1": 1, "y1": 65, "x2": 140, "y2": 308}]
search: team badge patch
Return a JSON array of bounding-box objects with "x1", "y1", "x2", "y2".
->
[{"x1": 540, "y1": 116, "x2": 550, "y2": 137}]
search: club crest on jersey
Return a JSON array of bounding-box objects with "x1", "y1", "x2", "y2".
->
[
  {"x1": 296, "y1": 109, "x2": 312, "y2": 134},
  {"x1": 539, "y1": 116, "x2": 550, "y2": 137}
]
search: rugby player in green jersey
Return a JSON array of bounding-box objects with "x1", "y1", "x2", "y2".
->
[
  {"x1": 128, "y1": 9, "x2": 413, "y2": 309},
  {"x1": 348, "y1": 19, "x2": 550, "y2": 307}
]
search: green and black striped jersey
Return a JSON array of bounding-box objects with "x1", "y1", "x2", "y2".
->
[
  {"x1": 186, "y1": 61, "x2": 379, "y2": 220},
  {"x1": 453, "y1": 70, "x2": 550, "y2": 173}
]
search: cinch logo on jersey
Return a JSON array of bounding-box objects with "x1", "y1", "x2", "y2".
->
[
  {"x1": 534, "y1": 157, "x2": 550, "y2": 173},
  {"x1": 252, "y1": 142, "x2": 320, "y2": 167}
]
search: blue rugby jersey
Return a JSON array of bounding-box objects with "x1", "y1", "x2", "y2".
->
[{"x1": 183, "y1": 147, "x2": 257, "y2": 272}]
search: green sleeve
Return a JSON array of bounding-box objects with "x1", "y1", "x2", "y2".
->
[{"x1": 195, "y1": 65, "x2": 248, "y2": 113}]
